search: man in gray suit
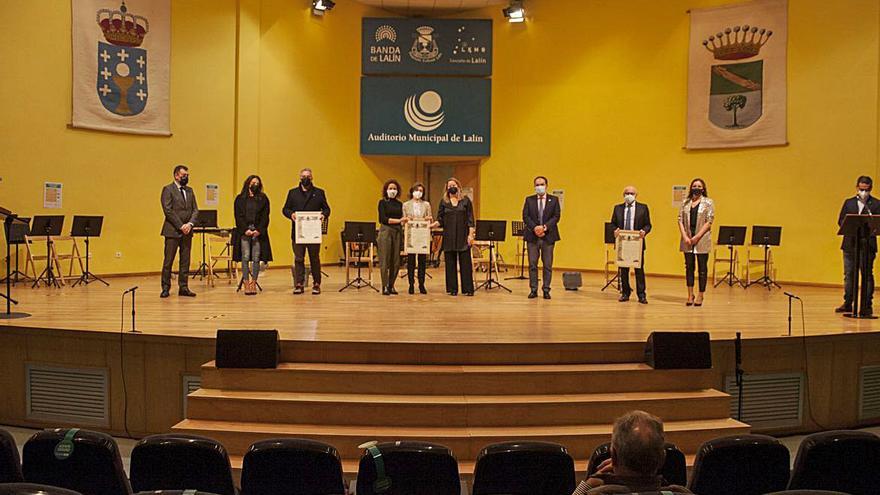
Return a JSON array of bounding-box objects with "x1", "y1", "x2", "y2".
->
[{"x1": 160, "y1": 164, "x2": 198, "y2": 298}]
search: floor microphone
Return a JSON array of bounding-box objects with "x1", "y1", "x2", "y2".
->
[
  {"x1": 123, "y1": 286, "x2": 138, "y2": 294},
  {"x1": 784, "y1": 291, "x2": 800, "y2": 300}
]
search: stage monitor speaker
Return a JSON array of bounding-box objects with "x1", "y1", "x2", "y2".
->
[
  {"x1": 216, "y1": 329, "x2": 279, "y2": 369},
  {"x1": 645, "y1": 331, "x2": 711, "y2": 369},
  {"x1": 563, "y1": 272, "x2": 582, "y2": 290}
]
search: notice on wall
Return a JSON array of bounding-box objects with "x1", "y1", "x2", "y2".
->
[
  {"x1": 205, "y1": 184, "x2": 219, "y2": 207},
  {"x1": 43, "y1": 182, "x2": 63, "y2": 209},
  {"x1": 672, "y1": 185, "x2": 688, "y2": 207},
  {"x1": 552, "y1": 189, "x2": 565, "y2": 210}
]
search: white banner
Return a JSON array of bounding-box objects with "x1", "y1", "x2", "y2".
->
[
  {"x1": 72, "y1": 0, "x2": 171, "y2": 135},
  {"x1": 686, "y1": 0, "x2": 787, "y2": 149}
]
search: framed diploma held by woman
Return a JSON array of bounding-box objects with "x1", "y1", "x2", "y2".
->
[{"x1": 405, "y1": 220, "x2": 431, "y2": 255}]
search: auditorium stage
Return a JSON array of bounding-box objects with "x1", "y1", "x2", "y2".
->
[{"x1": 1, "y1": 266, "x2": 876, "y2": 343}]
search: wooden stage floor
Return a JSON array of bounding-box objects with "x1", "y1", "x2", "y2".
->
[{"x1": 2, "y1": 266, "x2": 876, "y2": 344}]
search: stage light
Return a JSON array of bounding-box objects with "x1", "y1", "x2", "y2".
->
[
  {"x1": 311, "y1": 0, "x2": 335, "y2": 16},
  {"x1": 503, "y1": 1, "x2": 525, "y2": 23}
]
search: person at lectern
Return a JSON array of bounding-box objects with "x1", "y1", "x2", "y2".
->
[
  {"x1": 233, "y1": 175, "x2": 273, "y2": 296},
  {"x1": 282, "y1": 168, "x2": 330, "y2": 295},
  {"x1": 377, "y1": 179, "x2": 405, "y2": 296},
  {"x1": 611, "y1": 186, "x2": 651, "y2": 304},
  {"x1": 403, "y1": 182, "x2": 433, "y2": 294},
  {"x1": 836, "y1": 175, "x2": 879, "y2": 315},
  {"x1": 678, "y1": 178, "x2": 713, "y2": 307},
  {"x1": 160, "y1": 164, "x2": 198, "y2": 298},
  {"x1": 522, "y1": 176, "x2": 561, "y2": 300},
  {"x1": 438, "y1": 178, "x2": 475, "y2": 296}
]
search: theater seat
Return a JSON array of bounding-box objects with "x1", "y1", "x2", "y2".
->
[
  {"x1": 240, "y1": 438, "x2": 345, "y2": 495},
  {"x1": 134, "y1": 492, "x2": 222, "y2": 495},
  {"x1": 471, "y1": 441, "x2": 575, "y2": 495},
  {"x1": 0, "y1": 484, "x2": 82, "y2": 495},
  {"x1": 788, "y1": 430, "x2": 880, "y2": 495},
  {"x1": 21, "y1": 428, "x2": 131, "y2": 495},
  {"x1": 129, "y1": 434, "x2": 236, "y2": 495},
  {"x1": 586, "y1": 441, "x2": 687, "y2": 487},
  {"x1": 356, "y1": 441, "x2": 460, "y2": 495},
  {"x1": 766, "y1": 491, "x2": 851, "y2": 495},
  {"x1": 0, "y1": 429, "x2": 23, "y2": 483},
  {"x1": 688, "y1": 434, "x2": 789, "y2": 495}
]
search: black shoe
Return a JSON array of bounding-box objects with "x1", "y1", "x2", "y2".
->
[
  {"x1": 382, "y1": 287, "x2": 389, "y2": 296},
  {"x1": 312, "y1": 285, "x2": 321, "y2": 295},
  {"x1": 528, "y1": 290, "x2": 538, "y2": 299},
  {"x1": 389, "y1": 287, "x2": 398, "y2": 295},
  {"x1": 835, "y1": 304, "x2": 852, "y2": 313},
  {"x1": 638, "y1": 297, "x2": 648, "y2": 304},
  {"x1": 178, "y1": 288, "x2": 196, "y2": 297},
  {"x1": 293, "y1": 286, "x2": 304, "y2": 295},
  {"x1": 464, "y1": 291, "x2": 474, "y2": 296},
  {"x1": 619, "y1": 294, "x2": 630, "y2": 302},
  {"x1": 419, "y1": 285, "x2": 427, "y2": 294},
  {"x1": 160, "y1": 290, "x2": 170, "y2": 298},
  {"x1": 449, "y1": 290, "x2": 458, "y2": 296},
  {"x1": 408, "y1": 285, "x2": 415, "y2": 295},
  {"x1": 543, "y1": 291, "x2": 551, "y2": 300}
]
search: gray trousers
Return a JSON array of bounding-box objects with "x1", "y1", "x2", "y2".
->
[
  {"x1": 527, "y1": 238, "x2": 554, "y2": 292},
  {"x1": 377, "y1": 225, "x2": 403, "y2": 289},
  {"x1": 161, "y1": 235, "x2": 192, "y2": 291},
  {"x1": 241, "y1": 236, "x2": 261, "y2": 281}
]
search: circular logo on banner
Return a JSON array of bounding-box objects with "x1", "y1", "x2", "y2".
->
[{"x1": 403, "y1": 91, "x2": 445, "y2": 131}]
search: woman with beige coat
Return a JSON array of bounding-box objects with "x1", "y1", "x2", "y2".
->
[{"x1": 678, "y1": 178, "x2": 714, "y2": 307}]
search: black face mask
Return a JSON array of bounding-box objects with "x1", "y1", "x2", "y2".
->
[
  {"x1": 300, "y1": 178, "x2": 312, "y2": 188},
  {"x1": 179, "y1": 176, "x2": 189, "y2": 187},
  {"x1": 691, "y1": 188, "x2": 702, "y2": 197},
  {"x1": 250, "y1": 184, "x2": 261, "y2": 194},
  {"x1": 448, "y1": 186, "x2": 459, "y2": 195}
]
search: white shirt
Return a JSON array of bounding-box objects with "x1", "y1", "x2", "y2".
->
[{"x1": 858, "y1": 197, "x2": 867, "y2": 214}]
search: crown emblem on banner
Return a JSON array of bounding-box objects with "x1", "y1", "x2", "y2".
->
[
  {"x1": 702, "y1": 25, "x2": 772, "y2": 60},
  {"x1": 96, "y1": 1, "x2": 149, "y2": 47}
]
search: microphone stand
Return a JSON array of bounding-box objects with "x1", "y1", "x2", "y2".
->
[
  {"x1": 124, "y1": 286, "x2": 140, "y2": 333},
  {"x1": 784, "y1": 291, "x2": 800, "y2": 337},
  {"x1": 735, "y1": 332, "x2": 743, "y2": 422}
]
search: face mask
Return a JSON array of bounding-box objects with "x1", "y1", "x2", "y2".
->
[
  {"x1": 250, "y1": 184, "x2": 260, "y2": 193},
  {"x1": 448, "y1": 186, "x2": 459, "y2": 195},
  {"x1": 387, "y1": 189, "x2": 398, "y2": 199},
  {"x1": 624, "y1": 193, "x2": 636, "y2": 204},
  {"x1": 858, "y1": 190, "x2": 870, "y2": 200},
  {"x1": 413, "y1": 190, "x2": 423, "y2": 200},
  {"x1": 691, "y1": 188, "x2": 703, "y2": 197},
  {"x1": 535, "y1": 185, "x2": 546, "y2": 195},
  {"x1": 300, "y1": 177, "x2": 312, "y2": 188},
  {"x1": 179, "y1": 176, "x2": 189, "y2": 187}
]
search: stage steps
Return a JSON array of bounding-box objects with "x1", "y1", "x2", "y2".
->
[{"x1": 174, "y1": 358, "x2": 749, "y2": 478}]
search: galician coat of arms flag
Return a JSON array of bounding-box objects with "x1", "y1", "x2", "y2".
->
[
  {"x1": 686, "y1": 0, "x2": 787, "y2": 149},
  {"x1": 72, "y1": 0, "x2": 171, "y2": 135}
]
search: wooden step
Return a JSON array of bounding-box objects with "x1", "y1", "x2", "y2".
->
[
  {"x1": 173, "y1": 417, "x2": 749, "y2": 460},
  {"x1": 186, "y1": 388, "x2": 732, "y2": 426},
  {"x1": 200, "y1": 362, "x2": 715, "y2": 395}
]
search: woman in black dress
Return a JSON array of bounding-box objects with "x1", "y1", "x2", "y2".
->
[
  {"x1": 437, "y1": 177, "x2": 475, "y2": 296},
  {"x1": 233, "y1": 175, "x2": 273, "y2": 295}
]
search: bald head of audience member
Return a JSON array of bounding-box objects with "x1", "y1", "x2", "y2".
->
[{"x1": 611, "y1": 410, "x2": 666, "y2": 478}]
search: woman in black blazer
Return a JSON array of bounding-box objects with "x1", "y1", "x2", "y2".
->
[
  {"x1": 233, "y1": 175, "x2": 273, "y2": 295},
  {"x1": 437, "y1": 177, "x2": 475, "y2": 296}
]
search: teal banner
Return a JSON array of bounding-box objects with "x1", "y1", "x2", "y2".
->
[
  {"x1": 363, "y1": 18, "x2": 492, "y2": 76},
  {"x1": 361, "y1": 77, "x2": 491, "y2": 156}
]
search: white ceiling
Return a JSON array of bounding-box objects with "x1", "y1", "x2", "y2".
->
[{"x1": 353, "y1": 0, "x2": 507, "y2": 16}]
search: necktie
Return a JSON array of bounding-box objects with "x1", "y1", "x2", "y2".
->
[
  {"x1": 180, "y1": 187, "x2": 186, "y2": 202},
  {"x1": 538, "y1": 197, "x2": 544, "y2": 222},
  {"x1": 625, "y1": 205, "x2": 632, "y2": 230}
]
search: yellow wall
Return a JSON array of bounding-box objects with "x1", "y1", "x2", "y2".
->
[{"x1": 2, "y1": 0, "x2": 878, "y2": 284}]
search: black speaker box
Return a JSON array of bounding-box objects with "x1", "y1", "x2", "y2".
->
[
  {"x1": 563, "y1": 272, "x2": 582, "y2": 290},
  {"x1": 645, "y1": 331, "x2": 712, "y2": 369},
  {"x1": 215, "y1": 329, "x2": 279, "y2": 368}
]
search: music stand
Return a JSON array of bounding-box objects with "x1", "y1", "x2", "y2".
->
[
  {"x1": 475, "y1": 220, "x2": 511, "y2": 292},
  {"x1": 838, "y1": 214, "x2": 880, "y2": 319},
  {"x1": 505, "y1": 220, "x2": 528, "y2": 281},
  {"x1": 601, "y1": 222, "x2": 620, "y2": 291},
  {"x1": 1, "y1": 207, "x2": 31, "y2": 319},
  {"x1": 30, "y1": 215, "x2": 64, "y2": 289},
  {"x1": 70, "y1": 216, "x2": 108, "y2": 287},
  {"x1": 0, "y1": 216, "x2": 31, "y2": 285},
  {"x1": 339, "y1": 221, "x2": 378, "y2": 292},
  {"x1": 746, "y1": 225, "x2": 782, "y2": 290},
  {"x1": 714, "y1": 226, "x2": 747, "y2": 288},
  {"x1": 191, "y1": 210, "x2": 218, "y2": 280}
]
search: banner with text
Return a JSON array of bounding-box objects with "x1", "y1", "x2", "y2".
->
[
  {"x1": 363, "y1": 18, "x2": 492, "y2": 76},
  {"x1": 361, "y1": 77, "x2": 491, "y2": 156}
]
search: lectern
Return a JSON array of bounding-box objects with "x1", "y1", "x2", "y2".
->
[{"x1": 838, "y1": 214, "x2": 880, "y2": 319}]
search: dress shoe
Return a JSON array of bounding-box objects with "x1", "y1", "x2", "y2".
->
[
  {"x1": 160, "y1": 290, "x2": 170, "y2": 298},
  {"x1": 382, "y1": 287, "x2": 389, "y2": 296},
  {"x1": 419, "y1": 285, "x2": 427, "y2": 294},
  {"x1": 312, "y1": 285, "x2": 321, "y2": 295},
  {"x1": 638, "y1": 297, "x2": 648, "y2": 305},
  {"x1": 543, "y1": 291, "x2": 551, "y2": 300},
  {"x1": 179, "y1": 288, "x2": 196, "y2": 297},
  {"x1": 389, "y1": 287, "x2": 398, "y2": 295},
  {"x1": 835, "y1": 304, "x2": 852, "y2": 313},
  {"x1": 528, "y1": 290, "x2": 538, "y2": 299},
  {"x1": 293, "y1": 286, "x2": 304, "y2": 295},
  {"x1": 408, "y1": 285, "x2": 415, "y2": 295},
  {"x1": 619, "y1": 294, "x2": 630, "y2": 302},
  {"x1": 464, "y1": 291, "x2": 474, "y2": 296},
  {"x1": 449, "y1": 290, "x2": 458, "y2": 296}
]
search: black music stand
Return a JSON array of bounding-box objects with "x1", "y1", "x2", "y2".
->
[
  {"x1": 70, "y1": 215, "x2": 109, "y2": 287},
  {"x1": 1, "y1": 207, "x2": 31, "y2": 319},
  {"x1": 714, "y1": 226, "x2": 746, "y2": 288},
  {"x1": 30, "y1": 215, "x2": 64, "y2": 289},
  {"x1": 746, "y1": 225, "x2": 782, "y2": 290},
  {"x1": 838, "y1": 214, "x2": 880, "y2": 319},
  {"x1": 505, "y1": 220, "x2": 528, "y2": 281},
  {"x1": 475, "y1": 220, "x2": 511, "y2": 292},
  {"x1": 191, "y1": 210, "x2": 218, "y2": 280},
  {"x1": 340, "y1": 221, "x2": 378, "y2": 292},
  {"x1": 0, "y1": 216, "x2": 31, "y2": 285},
  {"x1": 601, "y1": 222, "x2": 620, "y2": 291}
]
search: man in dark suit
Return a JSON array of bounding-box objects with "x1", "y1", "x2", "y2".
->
[
  {"x1": 160, "y1": 164, "x2": 199, "y2": 298},
  {"x1": 522, "y1": 176, "x2": 561, "y2": 299},
  {"x1": 836, "y1": 175, "x2": 879, "y2": 315},
  {"x1": 611, "y1": 186, "x2": 652, "y2": 304},
  {"x1": 282, "y1": 168, "x2": 331, "y2": 295}
]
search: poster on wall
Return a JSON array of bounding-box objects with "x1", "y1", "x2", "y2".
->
[
  {"x1": 43, "y1": 182, "x2": 63, "y2": 209},
  {"x1": 686, "y1": 0, "x2": 787, "y2": 149},
  {"x1": 72, "y1": 0, "x2": 171, "y2": 136},
  {"x1": 205, "y1": 184, "x2": 219, "y2": 207}
]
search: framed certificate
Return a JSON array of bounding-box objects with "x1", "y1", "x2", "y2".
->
[
  {"x1": 295, "y1": 211, "x2": 323, "y2": 244},
  {"x1": 615, "y1": 230, "x2": 643, "y2": 268},
  {"x1": 405, "y1": 220, "x2": 431, "y2": 255}
]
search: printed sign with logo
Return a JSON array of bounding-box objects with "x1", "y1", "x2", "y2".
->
[
  {"x1": 361, "y1": 77, "x2": 491, "y2": 156},
  {"x1": 363, "y1": 18, "x2": 492, "y2": 76}
]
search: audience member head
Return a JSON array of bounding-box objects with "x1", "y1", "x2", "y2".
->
[{"x1": 610, "y1": 410, "x2": 666, "y2": 478}]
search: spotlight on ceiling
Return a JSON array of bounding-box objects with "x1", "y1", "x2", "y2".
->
[
  {"x1": 503, "y1": 1, "x2": 525, "y2": 23},
  {"x1": 311, "y1": 0, "x2": 335, "y2": 16}
]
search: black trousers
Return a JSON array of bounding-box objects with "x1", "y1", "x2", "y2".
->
[
  {"x1": 161, "y1": 235, "x2": 193, "y2": 291},
  {"x1": 444, "y1": 249, "x2": 474, "y2": 294},
  {"x1": 293, "y1": 241, "x2": 321, "y2": 287},
  {"x1": 620, "y1": 256, "x2": 646, "y2": 298},
  {"x1": 843, "y1": 250, "x2": 875, "y2": 310},
  {"x1": 407, "y1": 253, "x2": 427, "y2": 287},
  {"x1": 684, "y1": 252, "x2": 709, "y2": 292}
]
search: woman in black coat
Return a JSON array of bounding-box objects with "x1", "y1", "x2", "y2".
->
[{"x1": 233, "y1": 175, "x2": 273, "y2": 294}]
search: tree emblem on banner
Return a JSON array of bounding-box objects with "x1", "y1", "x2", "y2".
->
[
  {"x1": 95, "y1": 2, "x2": 149, "y2": 116},
  {"x1": 703, "y1": 26, "x2": 772, "y2": 129}
]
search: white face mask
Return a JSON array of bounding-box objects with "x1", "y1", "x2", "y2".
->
[
  {"x1": 624, "y1": 194, "x2": 636, "y2": 204},
  {"x1": 387, "y1": 189, "x2": 398, "y2": 199},
  {"x1": 412, "y1": 190, "x2": 423, "y2": 200},
  {"x1": 535, "y1": 185, "x2": 546, "y2": 195},
  {"x1": 858, "y1": 190, "x2": 870, "y2": 200}
]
